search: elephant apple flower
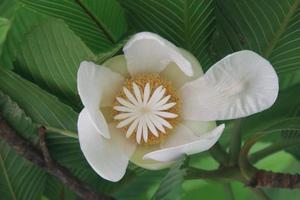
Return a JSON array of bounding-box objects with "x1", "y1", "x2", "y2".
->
[{"x1": 77, "y1": 32, "x2": 279, "y2": 182}]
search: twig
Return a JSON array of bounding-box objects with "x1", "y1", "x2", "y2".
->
[
  {"x1": 209, "y1": 142, "x2": 230, "y2": 166},
  {"x1": 249, "y1": 138, "x2": 300, "y2": 163},
  {"x1": 39, "y1": 126, "x2": 53, "y2": 165},
  {"x1": 248, "y1": 170, "x2": 300, "y2": 189},
  {"x1": 0, "y1": 113, "x2": 112, "y2": 200},
  {"x1": 239, "y1": 131, "x2": 300, "y2": 189},
  {"x1": 186, "y1": 166, "x2": 243, "y2": 182}
]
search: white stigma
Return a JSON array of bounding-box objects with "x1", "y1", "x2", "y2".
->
[{"x1": 113, "y1": 82, "x2": 178, "y2": 144}]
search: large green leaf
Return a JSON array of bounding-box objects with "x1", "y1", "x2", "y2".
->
[
  {"x1": 0, "y1": 67, "x2": 85, "y2": 167},
  {"x1": 20, "y1": 0, "x2": 128, "y2": 52},
  {"x1": 43, "y1": 175, "x2": 77, "y2": 200},
  {"x1": 0, "y1": 7, "x2": 47, "y2": 69},
  {"x1": 152, "y1": 156, "x2": 188, "y2": 200},
  {"x1": 0, "y1": 17, "x2": 10, "y2": 56},
  {"x1": 242, "y1": 84, "x2": 300, "y2": 135},
  {"x1": 0, "y1": 68, "x2": 123, "y2": 194},
  {"x1": 114, "y1": 168, "x2": 166, "y2": 200},
  {"x1": 0, "y1": 141, "x2": 46, "y2": 200},
  {"x1": 0, "y1": 90, "x2": 38, "y2": 143},
  {"x1": 0, "y1": 91, "x2": 46, "y2": 200},
  {"x1": 120, "y1": 0, "x2": 216, "y2": 70},
  {"x1": 0, "y1": 0, "x2": 18, "y2": 18},
  {"x1": 212, "y1": 0, "x2": 300, "y2": 90},
  {"x1": 15, "y1": 18, "x2": 94, "y2": 106}
]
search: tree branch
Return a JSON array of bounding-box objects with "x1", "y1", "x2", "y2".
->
[
  {"x1": 239, "y1": 131, "x2": 300, "y2": 189},
  {"x1": 209, "y1": 142, "x2": 230, "y2": 166},
  {"x1": 248, "y1": 170, "x2": 300, "y2": 189},
  {"x1": 0, "y1": 113, "x2": 113, "y2": 200}
]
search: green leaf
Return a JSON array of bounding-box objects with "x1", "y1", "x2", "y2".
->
[
  {"x1": 0, "y1": 69, "x2": 118, "y2": 193},
  {"x1": 0, "y1": 91, "x2": 46, "y2": 200},
  {"x1": 0, "y1": 7, "x2": 47, "y2": 69},
  {"x1": 0, "y1": 18, "x2": 11, "y2": 56},
  {"x1": 262, "y1": 117, "x2": 300, "y2": 132},
  {"x1": 212, "y1": 0, "x2": 300, "y2": 90},
  {"x1": 15, "y1": 18, "x2": 94, "y2": 106},
  {"x1": 20, "y1": 0, "x2": 128, "y2": 52},
  {"x1": 94, "y1": 37, "x2": 129, "y2": 64},
  {"x1": 153, "y1": 156, "x2": 188, "y2": 200},
  {"x1": 0, "y1": 0, "x2": 18, "y2": 19},
  {"x1": 43, "y1": 175, "x2": 77, "y2": 200},
  {"x1": 0, "y1": 90, "x2": 38, "y2": 143},
  {"x1": 120, "y1": 0, "x2": 216, "y2": 70},
  {"x1": 114, "y1": 169, "x2": 166, "y2": 200},
  {"x1": 0, "y1": 67, "x2": 85, "y2": 167},
  {"x1": 79, "y1": 0, "x2": 128, "y2": 42},
  {"x1": 0, "y1": 141, "x2": 46, "y2": 200},
  {"x1": 281, "y1": 129, "x2": 300, "y2": 160},
  {"x1": 242, "y1": 84, "x2": 300, "y2": 135}
]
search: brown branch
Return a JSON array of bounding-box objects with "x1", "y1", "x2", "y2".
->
[
  {"x1": 248, "y1": 170, "x2": 300, "y2": 189},
  {"x1": 0, "y1": 113, "x2": 113, "y2": 200},
  {"x1": 39, "y1": 126, "x2": 53, "y2": 165}
]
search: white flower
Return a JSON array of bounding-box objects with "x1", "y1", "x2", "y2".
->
[{"x1": 77, "y1": 32, "x2": 279, "y2": 182}]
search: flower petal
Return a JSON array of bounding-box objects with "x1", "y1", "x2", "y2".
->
[
  {"x1": 78, "y1": 109, "x2": 136, "y2": 182},
  {"x1": 77, "y1": 61, "x2": 124, "y2": 138},
  {"x1": 104, "y1": 55, "x2": 130, "y2": 77},
  {"x1": 143, "y1": 124, "x2": 225, "y2": 162},
  {"x1": 123, "y1": 32, "x2": 193, "y2": 76},
  {"x1": 160, "y1": 48, "x2": 204, "y2": 89},
  {"x1": 180, "y1": 50, "x2": 279, "y2": 121},
  {"x1": 130, "y1": 145, "x2": 175, "y2": 170},
  {"x1": 183, "y1": 120, "x2": 216, "y2": 137}
]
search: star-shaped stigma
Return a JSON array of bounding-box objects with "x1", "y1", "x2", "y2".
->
[{"x1": 113, "y1": 82, "x2": 178, "y2": 144}]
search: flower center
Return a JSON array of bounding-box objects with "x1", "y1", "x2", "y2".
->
[{"x1": 113, "y1": 74, "x2": 180, "y2": 145}]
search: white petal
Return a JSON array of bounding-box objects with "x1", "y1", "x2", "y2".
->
[
  {"x1": 104, "y1": 55, "x2": 130, "y2": 77},
  {"x1": 130, "y1": 145, "x2": 175, "y2": 170},
  {"x1": 77, "y1": 61, "x2": 124, "y2": 138},
  {"x1": 78, "y1": 109, "x2": 136, "y2": 182},
  {"x1": 180, "y1": 50, "x2": 279, "y2": 121},
  {"x1": 123, "y1": 32, "x2": 193, "y2": 76},
  {"x1": 78, "y1": 61, "x2": 124, "y2": 107},
  {"x1": 143, "y1": 124, "x2": 225, "y2": 162},
  {"x1": 160, "y1": 48, "x2": 204, "y2": 89},
  {"x1": 183, "y1": 120, "x2": 216, "y2": 137}
]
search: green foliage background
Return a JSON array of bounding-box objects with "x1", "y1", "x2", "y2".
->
[{"x1": 0, "y1": 0, "x2": 300, "y2": 199}]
